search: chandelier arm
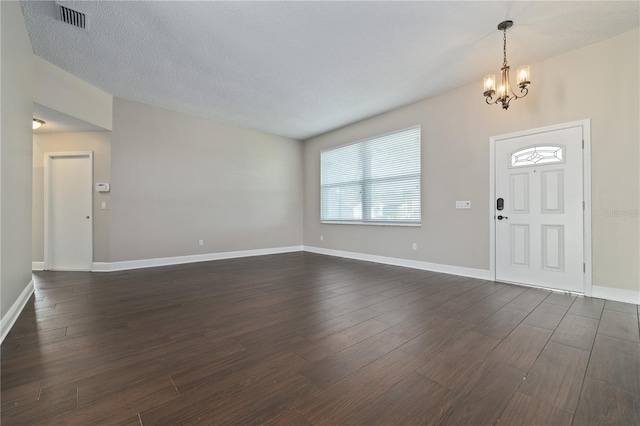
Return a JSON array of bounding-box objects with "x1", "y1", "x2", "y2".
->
[
  {"x1": 508, "y1": 81, "x2": 530, "y2": 101},
  {"x1": 508, "y1": 85, "x2": 520, "y2": 100},
  {"x1": 505, "y1": 96, "x2": 514, "y2": 108}
]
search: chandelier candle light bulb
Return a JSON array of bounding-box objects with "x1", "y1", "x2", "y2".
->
[
  {"x1": 484, "y1": 20, "x2": 530, "y2": 109},
  {"x1": 517, "y1": 65, "x2": 530, "y2": 87},
  {"x1": 483, "y1": 74, "x2": 496, "y2": 96}
]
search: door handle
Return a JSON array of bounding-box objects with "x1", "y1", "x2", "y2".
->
[{"x1": 497, "y1": 215, "x2": 508, "y2": 220}]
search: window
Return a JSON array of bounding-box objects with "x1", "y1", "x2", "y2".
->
[
  {"x1": 510, "y1": 145, "x2": 564, "y2": 168},
  {"x1": 321, "y1": 126, "x2": 421, "y2": 225}
]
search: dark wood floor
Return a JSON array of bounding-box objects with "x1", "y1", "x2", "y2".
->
[{"x1": 2, "y1": 252, "x2": 639, "y2": 425}]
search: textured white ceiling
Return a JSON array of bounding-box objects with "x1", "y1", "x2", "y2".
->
[
  {"x1": 21, "y1": 1, "x2": 639, "y2": 140},
  {"x1": 33, "y1": 102, "x2": 107, "y2": 134}
]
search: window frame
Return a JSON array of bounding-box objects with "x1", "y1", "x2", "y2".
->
[{"x1": 320, "y1": 125, "x2": 422, "y2": 227}]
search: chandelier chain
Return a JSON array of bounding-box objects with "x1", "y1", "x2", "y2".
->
[{"x1": 503, "y1": 29, "x2": 508, "y2": 67}]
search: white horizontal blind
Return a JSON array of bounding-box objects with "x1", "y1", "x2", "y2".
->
[{"x1": 321, "y1": 126, "x2": 421, "y2": 224}]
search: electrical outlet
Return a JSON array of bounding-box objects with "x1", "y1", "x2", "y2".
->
[
  {"x1": 412, "y1": 243, "x2": 417, "y2": 250},
  {"x1": 198, "y1": 239, "x2": 204, "y2": 246},
  {"x1": 320, "y1": 235, "x2": 324, "y2": 241},
  {"x1": 456, "y1": 200, "x2": 471, "y2": 209}
]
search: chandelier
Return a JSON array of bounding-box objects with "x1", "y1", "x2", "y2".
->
[{"x1": 483, "y1": 21, "x2": 530, "y2": 110}]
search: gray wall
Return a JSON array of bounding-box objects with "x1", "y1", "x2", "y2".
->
[
  {"x1": 303, "y1": 29, "x2": 639, "y2": 292},
  {"x1": 109, "y1": 98, "x2": 303, "y2": 262},
  {"x1": 1, "y1": 1, "x2": 34, "y2": 318},
  {"x1": 32, "y1": 132, "x2": 112, "y2": 263},
  {"x1": 35, "y1": 57, "x2": 113, "y2": 131}
]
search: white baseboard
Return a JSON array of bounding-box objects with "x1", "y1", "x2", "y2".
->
[
  {"x1": 35, "y1": 245, "x2": 638, "y2": 305},
  {"x1": 592, "y1": 285, "x2": 640, "y2": 305},
  {"x1": 1, "y1": 280, "x2": 34, "y2": 344},
  {"x1": 91, "y1": 262, "x2": 113, "y2": 272},
  {"x1": 92, "y1": 245, "x2": 304, "y2": 272},
  {"x1": 303, "y1": 246, "x2": 492, "y2": 280}
]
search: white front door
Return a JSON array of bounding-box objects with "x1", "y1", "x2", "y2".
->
[
  {"x1": 495, "y1": 126, "x2": 584, "y2": 293},
  {"x1": 46, "y1": 152, "x2": 93, "y2": 271}
]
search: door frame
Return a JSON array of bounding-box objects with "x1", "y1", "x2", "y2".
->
[
  {"x1": 44, "y1": 151, "x2": 94, "y2": 271},
  {"x1": 489, "y1": 120, "x2": 592, "y2": 296}
]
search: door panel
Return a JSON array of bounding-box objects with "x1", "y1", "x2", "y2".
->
[
  {"x1": 541, "y1": 225, "x2": 564, "y2": 271},
  {"x1": 510, "y1": 173, "x2": 529, "y2": 213},
  {"x1": 495, "y1": 126, "x2": 583, "y2": 292},
  {"x1": 510, "y1": 224, "x2": 530, "y2": 267},
  {"x1": 541, "y1": 170, "x2": 564, "y2": 213}
]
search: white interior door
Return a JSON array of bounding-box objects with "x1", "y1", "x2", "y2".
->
[
  {"x1": 495, "y1": 126, "x2": 584, "y2": 293},
  {"x1": 46, "y1": 152, "x2": 93, "y2": 271}
]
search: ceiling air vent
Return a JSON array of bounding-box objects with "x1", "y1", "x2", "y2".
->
[{"x1": 56, "y1": 3, "x2": 88, "y2": 30}]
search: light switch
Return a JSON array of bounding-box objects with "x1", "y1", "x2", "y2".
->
[
  {"x1": 101, "y1": 202, "x2": 107, "y2": 210},
  {"x1": 456, "y1": 201, "x2": 471, "y2": 209}
]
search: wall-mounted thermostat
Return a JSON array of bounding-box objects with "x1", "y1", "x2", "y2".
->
[{"x1": 96, "y1": 183, "x2": 110, "y2": 193}]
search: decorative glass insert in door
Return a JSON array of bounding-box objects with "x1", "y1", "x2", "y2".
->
[{"x1": 510, "y1": 145, "x2": 564, "y2": 168}]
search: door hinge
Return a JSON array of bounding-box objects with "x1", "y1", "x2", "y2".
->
[
  {"x1": 583, "y1": 201, "x2": 585, "y2": 210},
  {"x1": 583, "y1": 263, "x2": 586, "y2": 273},
  {"x1": 582, "y1": 139, "x2": 584, "y2": 149}
]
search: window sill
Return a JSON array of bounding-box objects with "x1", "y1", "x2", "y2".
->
[{"x1": 321, "y1": 221, "x2": 421, "y2": 227}]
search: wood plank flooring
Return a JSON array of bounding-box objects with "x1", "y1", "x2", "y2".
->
[{"x1": 2, "y1": 252, "x2": 639, "y2": 425}]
